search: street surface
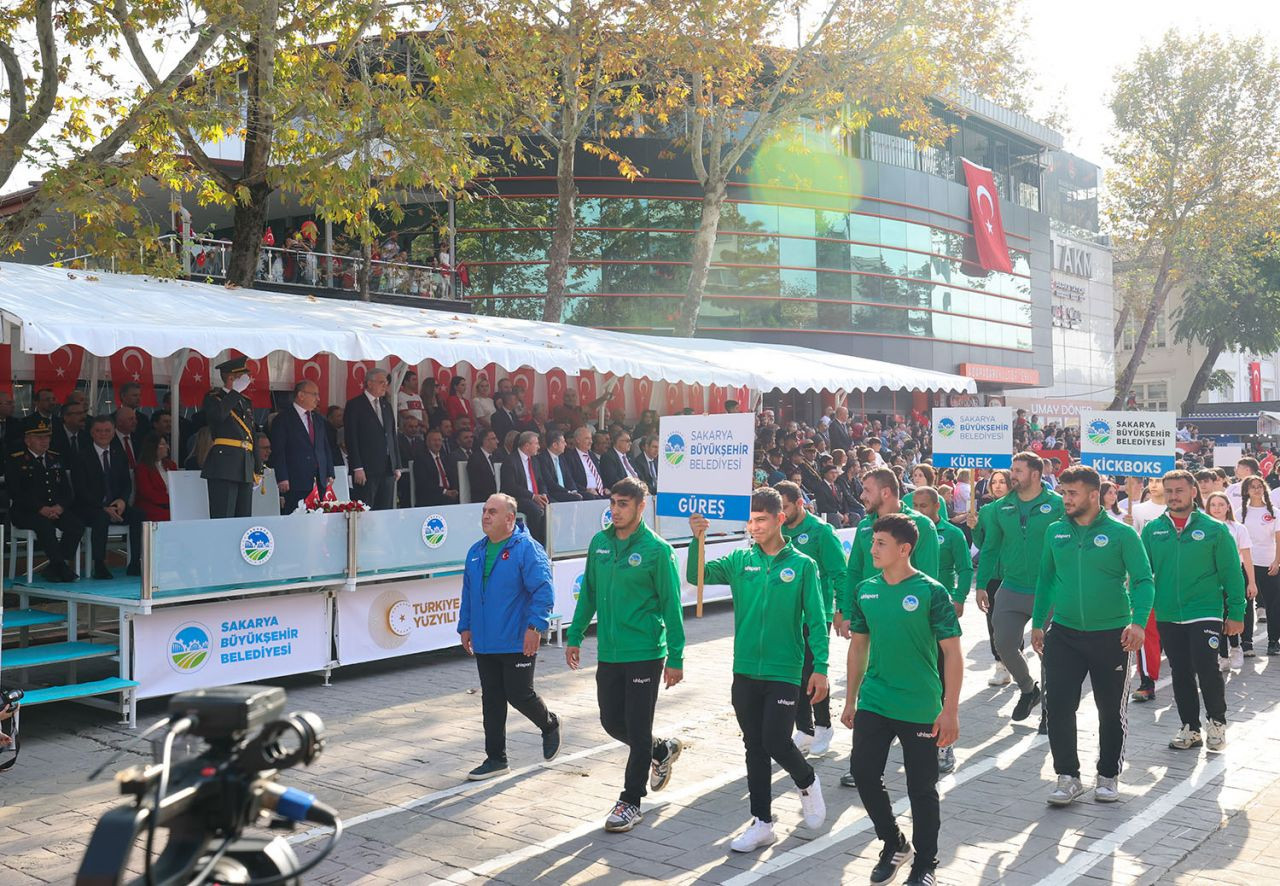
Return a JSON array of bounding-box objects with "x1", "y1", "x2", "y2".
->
[{"x1": 3, "y1": 603, "x2": 1279, "y2": 885}]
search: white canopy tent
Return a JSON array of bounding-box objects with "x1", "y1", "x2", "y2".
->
[{"x1": 0, "y1": 261, "x2": 976, "y2": 399}]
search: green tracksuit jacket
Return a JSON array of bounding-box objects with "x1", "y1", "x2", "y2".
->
[
  {"x1": 840, "y1": 503, "x2": 939, "y2": 620},
  {"x1": 689, "y1": 536, "x2": 827, "y2": 685},
  {"x1": 567, "y1": 521, "x2": 686, "y2": 669},
  {"x1": 935, "y1": 518, "x2": 974, "y2": 604},
  {"x1": 1141, "y1": 509, "x2": 1247, "y2": 623},
  {"x1": 975, "y1": 485, "x2": 1065, "y2": 593},
  {"x1": 1032, "y1": 508, "x2": 1155, "y2": 631},
  {"x1": 972, "y1": 499, "x2": 1002, "y2": 582},
  {"x1": 782, "y1": 512, "x2": 846, "y2": 623}
]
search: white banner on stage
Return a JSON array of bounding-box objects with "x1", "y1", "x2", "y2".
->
[
  {"x1": 134, "y1": 593, "x2": 331, "y2": 699},
  {"x1": 336, "y1": 577, "x2": 463, "y2": 665}
]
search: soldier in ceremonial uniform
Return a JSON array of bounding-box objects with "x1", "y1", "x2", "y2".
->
[
  {"x1": 201, "y1": 356, "x2": 262, "y2": 519},
  {"x1": 5, "y1": 416, "x2": 82, "y2": 581}
]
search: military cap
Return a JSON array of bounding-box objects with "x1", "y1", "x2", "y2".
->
[{"x1": 215, "y1": 355, "x2": 249, "y2": 374}]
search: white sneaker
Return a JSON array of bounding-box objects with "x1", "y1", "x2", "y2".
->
[
  {"x1": 1094, "y1": 776, "x2": 1120, "y2": 803},
  {"x1": 1220, "y1": 656, "x2": 1231, "y2": 673},
  {"x1": 792, "y1": 729, "x2": 814, "y2": 754},
  {"x1": 730, "y1": 817, "x2": 778, "y2": 852},
  {"x1": 1206, "y1": 719, "x2": 1227, "y2": 753},
  {"x1": 1168, "y1": 724, "x2": 1202, "y2": 750},
  {"x1": 1230, "y1": 646, "x2": 1245, "y2": 670},
  {"x1": 809, "y1": 725, "x2": 835, "y2": 756},
  {"x1": 988, "y1": 662, "x2": 1011, "y2": 686},
  {"x1": 1046, "y1": 774, "x2": 1086, "y2": 806},
  {"x1": 799, "y1": 778, "x2": 826, "y2": 829}
]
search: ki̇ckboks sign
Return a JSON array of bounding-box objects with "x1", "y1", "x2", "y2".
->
[
  {"x1": 655, "y1": 413, "x2": 756, "y2": 521},
  {"x1": 931, "y1": 408, "x2": 1013, "y2": 470},
  {"x1": 1079, "y1": 410, "x2": 1176, "y2": 478}
]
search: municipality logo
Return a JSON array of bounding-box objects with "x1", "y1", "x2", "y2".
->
[
  {"x1": 842, "y1": 539, "x2": 853, "y2": 557},
  {"x1": 422, "y1": 514, "x2": 448, "y2": 549},
  {"x1": 628, "y1": 552, "x2": 643, "y2": 567},
  {"x1": 573, "y1": 574, "x2": 584, "y2": 601},
  {"x1": 1094, "y1": 534, "x2": 1109, "y2": 547},
  {"x1": 1039, "y1": 503, "x2": 1052, "y2": 513},
  {"x1": 664, "y1": 433, "x2": 686, "y2": 466},
  {"x1": 1088, "y1": 419, "x2": 1111, "y2": 446},
  {"x1": 1191, "y1": 529, "x2": 1206, "y2": 541},
  {"x1": 240, "y1": 526, "x2": 274, "y2": 565},
  {"x1": 779, "y1": 567, "x2": 796, "y2": 583},
  {"x1": 1208, "y1": 635, "x2": 1220, "y2": 649},
  {"x1": 798, "y1": 533, "x2": 810, "y2": 545},
  {"x1": 602, "y1": 507, "x2": 613, "y2": 529},
  {"x1": 938, "y1": 418, "x2": 957, "y2": 438},
  {"x1": 169, "y1": 622, "x2": 211, "y2": 673},
  {"x1": 902, "y1": 595, "x2": 920, "y2": 612}
]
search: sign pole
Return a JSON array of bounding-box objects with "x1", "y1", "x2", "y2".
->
[{"x1": 696, "y1": 524, "x2": 706, "y2": 619}]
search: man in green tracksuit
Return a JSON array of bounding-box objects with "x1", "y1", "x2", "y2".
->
[
  {"x1": 1030, "y1": 466, "x2": 1154, "y2": 806},
  {"x1": 976, "y1": 452, "x2": 1064, "y2": 726},
  {"x1": 1141, "y1": 469, "x2": 1246, "y2": 753},
  {"x1": 840, "y1": 467, "x2": 939, "y2": 636},
  {"x1": 910, "y1": 484, "x2": 972, "y2": 775},
  {"x1": 567, "y1": 478, "x2": 686, "y2": 833},
  {"x1": 777, "y1": 480, "x2": 847, "y2": 757},
  {"x1": 688, "y1": 487, "x2": 829, "y2": 852}
]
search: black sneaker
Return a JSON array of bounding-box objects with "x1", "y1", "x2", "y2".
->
[
  {"x1": 1012, "y1": 683, "x2": 1042, "y2": 721},
  {"x1": 1037, "y1": 716, "x2": 1048, "y2": 736},
  {"x1": 869, "y1": 832, "x2": 913, "y2": 884},
  {"x1": 542, "y1": 713, "x2": 562, "y2": 761},
  {"x1": 466, "y1": 758, "x2": 509, "y2": 781},
  {"x1": 840, "y1": 772, "x2": 858, "y2": 788},
  {"x1": 1268, "y1": 642, "x2": 1280, "y2": 656},
  {"x1": 904, "y1": 863, "x2": 937, "y2": 886}
]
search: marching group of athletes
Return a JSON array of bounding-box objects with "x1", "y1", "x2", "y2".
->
[{"x1": 456, "y1": 448, "x2": 1267, "y2": 886}]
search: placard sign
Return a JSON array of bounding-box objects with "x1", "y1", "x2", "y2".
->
[
  {"x1": 1079, "y1": 410, "x2": 1176, "y2": 477},
  {"x1": 336, "y1": 576, "x2": 462, "y2": 665},
  {"x1": 655, "y1": 413, "x2": 756, "y2": 521},
  {"x1": 931, "y1": 408, "x2": 1013, "y2": 469}
]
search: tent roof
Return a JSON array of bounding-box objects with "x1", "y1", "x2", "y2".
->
[{"x1": 0, "y1": 262, "x2": 975, "y2": 394}]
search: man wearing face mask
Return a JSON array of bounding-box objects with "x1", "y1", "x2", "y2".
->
[{"x1": 201, "y1": 356, "x2": 262, "y2": 518}]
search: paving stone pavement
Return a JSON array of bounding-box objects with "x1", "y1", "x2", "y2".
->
[{"x1": 2, "y1": 601, "x2": 1280, "y2": 884}]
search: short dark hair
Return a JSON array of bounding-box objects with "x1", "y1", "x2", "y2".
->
[
  {"x1": 1013, "y1": 451, "x2": 1045, "y2": 475},
  {"x1": 1238, "y1": 456, "x2": 1261, "y2": 473},
  {"x1": 750, "y1": 487, "x2": 783, "y2": 515},
  {"x1": 1162, "y1": 469, "x2": 1197, "y2": 489},
  {"x1": 863, "y1": 466, "x2": 900, "y2": 497},
  {"x1": 872, "y1": 513, "x2": 918, "y2": 549},
  {"x1": 774, "y1": 480, "x2": 803, "y2": 504},
  {"x1": 1194, "y1": 468, "x2": 1218, "y2": 482},
  {"x1": 910, "y1": 485, "x2": 940, "y2": 506},
  {"x1": 610, "y1": 476, "x2": 647, "y2": 503},
  {"x1": 1057, "y1": 465, "x2": 1100, "y2": 489},
  {"x1": 89, "y1": 415, "x2": 114, "y2": 431},
  {"x1": 545, "y1": 429, "x2": 565, "y2": 446},
  {"x1": 611, "y1": 429, "x2": 632, "y2": 444}
]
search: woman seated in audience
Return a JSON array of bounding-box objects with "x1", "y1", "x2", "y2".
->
[{"x1": 136, "y1": 433, "x2": 179, "y2": 522}]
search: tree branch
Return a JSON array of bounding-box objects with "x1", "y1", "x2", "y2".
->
[{"x1": 0, "y1": 0, "x2": 58, "y2": 188}]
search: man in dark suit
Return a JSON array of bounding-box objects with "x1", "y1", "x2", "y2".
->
[
  {"x1": 201, "y1": 356, "x2": 262, "y2": 518},
  {"x1": 325, "y1": 405, "x2": 345, "y2": 468},
  {"x1": 7, "y1": 416, "x2": 83, "y2": 581},
  {"x1": 344, "y1": 368, "x2": 402, "y2": 510},
  {"x1": 453, "y1": 428, "x2": 474, "y2": 465},
  {"x1": 828, "y1": 406, "x2": 853, "y2": 454},
  {"x1": 600, "y1": 429, "x2": 643, "y2": 490},
  {"x1": 813, "y1": 462, "x2": 846, "y2": 527},
  {"x1": 500, "y1": 431, "x2": 558, "y2": 544},
  {"x1": 118, "y1": 382, "x2": 153, "y2": 439},
  {"x1": 534, "y1": 430, "x2": 582, "y2": 500},
  {"x1": 268, "y1": 380, "x2": 335, "y2": 515},
  {"x1": 414, "y1": 428, "x2": 460, "y2": 507},
  {"x1": 490, "y1": 391, "x2": 521, "y2": 446},
  {"x1": 634, "y1": 434, "x2": 660, "y2": 495},
  {"x1": 52, "y1": 399, "x2": 89, "y2": 465},
  {"x1": 74, "y1": 416, "x2": 143, "y2": 578},
  {"x1": 467, "y1": 429, "x2": 502, "y2": 502},
  {"x1": 564, "y1": 425, "x2": 608, "y2": 499},
  {"x1": 395, "y1": 414, "x2": 427, "y2": 507}
]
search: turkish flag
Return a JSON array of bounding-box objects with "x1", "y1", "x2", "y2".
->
[
  {"x1": 961, "y1": 159, "x2": 1013, "y2": 274},
  {"x1": 34, "y1": 345, "x2": 84, "y2": 400},
  {"x1": 576, "y1": 372, "x2": 596, "y2": 405},
  {"x1": 509, "y1": 366, "x2": 536, "y2": 402},
  {"x1": 109, "y1": 348, "x2": 158, "y2": 407},
  {"x1": 685, "y1": 382, "x2": 705, "y2": 413},
  {"x1": 546, "y1": 368, "x2": 568, "y2": 410},
  {"x1": 664, "y1": 383, "x2": 683, "y2": 415},
  {"x1": 178, "y1": 353, "x2": 212, "y2": 405},
  {"x1": 603, "y1": 373, "x2": 626, "y2": 416},
  {"x1": 735, "y1": 385, "x2": 750, "y2": 408},
  {"x1": 346, "y1": 361, "x2": 374, "y2": 401},
  {"x1": 0, "y1": 343, "x2": 11, "y2": 394},
  {"x1": 1262, "y1": 453, "x2": 1276, "y2": 479},
  {"x1": 295, "y1": 354, "x2": 330, "y2": 410},
  {"x1": 428, "y1": 360, "x2": 453, "y2": 390},
  {"x1": 709, "y1": 385, "x2": 727, "y2": 414},
  {"x1": 229, "y1": 350, "x2": 272, "y2": 409},
  {"x1": 1249, "y1": 362, "x2": 1262, "y2": 402},
  {"x1": 634, "y1": 377, "x2": 654, "y2": 413}
]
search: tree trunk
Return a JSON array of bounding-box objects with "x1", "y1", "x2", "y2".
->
[
  {"x1": 225, "y1": 182, "x2": 272, "y2": 287},
  {"x1": 1113, "y1": 300, "x2": 1131, "y2": 349},
  {"x1": 1109, "y1": 248, "x2": 1175, "y2": 409},
  {"x1": 542, "y1": 139, "x2": 577, "y2": 323},
  {"x1": 676, "y1": 181, "x2": 727, "y2": 337},
  {"x1": 1180, "y1": 336, "x2": 1225, "y2": 415}
]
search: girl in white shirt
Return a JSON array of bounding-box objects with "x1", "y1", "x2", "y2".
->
[
  {"x1": 1206, "y1": 492, "x2": 1257, "y2": 670},
  {"x1": 470, "y1": 375, "x2": 497, "y2": 427},
  {"x1": 1240, "y1": 477, "x2": 1280, "y2": 655}
]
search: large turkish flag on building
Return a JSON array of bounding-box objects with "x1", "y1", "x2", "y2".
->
[
  {"x1": 109, "y1": 348, "x2": 158, "y2": 407},
  {"x1": 34, "y1": 345, "x2": 84, "y2": 400},
  {"x1": 961, "y1": 159, "x2": 1013, "y2": 274},
  {"x1": 1249, "y1": 362, "x2": 1262, "y2": 402}
]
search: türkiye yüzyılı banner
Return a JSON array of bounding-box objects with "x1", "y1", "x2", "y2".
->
[
  {"x1": 931, "y1": 408, "x2": 1013, "y2": 469},
  {"x1": 1079, "y1": 410, "x2": 1176, "y2": 477},
  {"x1": 655, "y1": 413, "x2": 756, "y2": 521}
]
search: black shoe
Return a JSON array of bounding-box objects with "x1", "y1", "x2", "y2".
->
[
  {"x1": 1012, "y1": 683, "x2": 1042, "y2": 721},
  {"x1": 126, "y1": 561, "x2": 141, "y2": 577},
  {"x1": 869, "y1": 832, "x2": 913, "y2": 885},
  {"x1": 542, "y1": 713, "x2": 561, "y2": 761},
  {"x1": 1268, "y1": 642, "x2": 1280, "y2": 656},
  {"x1": 466, "y1": 759, "x2": 509, "y2": 781},
  {"x1": 1038, "y1": 717, "x2": 1048, "y2": 736},
  {"x1": 904, "y1": 863, "x2": 937, "y2": 886},
  {"x1": 92, "y1": 561, "x2": 113, "y2": 580},
  {"x1": 840, "y1": 772, "x2": 858, "y2": 788}
]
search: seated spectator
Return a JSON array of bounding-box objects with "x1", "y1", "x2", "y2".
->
[
  {"x1": 185, "y1": 426, "x2": 213, "y2": 470},
  {"x1": 74, "y1": 416, "x2": 143, "y2": 578},
  {"x1": 490, "y1": 390, "x2": 521, "y2": 443},
  {"x1": 414, "y1": 428, "x2": 459, "y2": 506},
  {"x1": 135, "y1": 433, "x2": 178, "y2": 522},
  {"x1": 444, "y1": 376, "x2": 472, "y2": 424},
  {"x1": 324, "y1": 405, "x2": 346, "y2": 467},
  {"x1": 418, "y1": 378, "x2": 447, "y2": 429},
  {"x1": 471, "y1": 375, "x2": 497, "y2": 427},
  {"x1": 500, "y1": 429, "x2": 520, "y2": 461},
  {"x1": 468, "y1": 429, "x2": 502, "y2": 501},
  {"x1": 499, "y1": 431, "x2": 556, "y2": 544},
  {"x1": 7, "y1": 416, "x2": 83, "y2": 582},
  {"x1": 600, "y1": 429, "x2": 642, "y2": 488}
]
